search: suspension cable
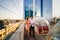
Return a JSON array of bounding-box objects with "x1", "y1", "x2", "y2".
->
[
  {"x1": 0, "y1": 5, "x2": 20, "y2": 18},
  {"x1": 10, "y1": 0, "x2": 20, "y2": 13}
]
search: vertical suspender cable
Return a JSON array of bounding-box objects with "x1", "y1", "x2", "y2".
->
[{"x1": 10, "y1": 0, "x2": 20, "y2": 13}]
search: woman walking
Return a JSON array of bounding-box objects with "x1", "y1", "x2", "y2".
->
[{"x1": 25, "y1": 17, "x2": 30, "y2": 32}]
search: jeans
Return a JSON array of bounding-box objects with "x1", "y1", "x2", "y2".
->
[{"x1": 29, "y1": 25, "x2": 35, "y2": 37}]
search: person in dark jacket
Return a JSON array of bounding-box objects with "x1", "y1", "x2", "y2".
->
[{"x1": 29, "y1": 16, "x2": 35, "y2": 38}]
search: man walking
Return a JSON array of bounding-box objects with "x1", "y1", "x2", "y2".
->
[{"x1": 29, "y1": 16, "x2": 35, "y2": 38}]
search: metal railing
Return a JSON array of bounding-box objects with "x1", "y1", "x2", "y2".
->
[{"x1": 0, "y1": 22, "x2": 21, "y2": 40}]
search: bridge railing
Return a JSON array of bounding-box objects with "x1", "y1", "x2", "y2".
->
[{"x1": 0, "y1": 21, "x2": 23, "y2": 40}]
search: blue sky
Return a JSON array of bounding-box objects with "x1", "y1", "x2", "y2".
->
[
  {"x1": 24, "y1": 0, "x2": 52, "y2": 18},
  {"x1": 0, "y1": 0, "x2": 52, "y2": 19},
  {"x1": 43, "y1": 0, "x2": 52, "y2": 18}
]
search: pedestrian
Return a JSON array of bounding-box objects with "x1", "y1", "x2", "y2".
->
[
  {"x1": 25, "y1": 17, "x2": 30, "y2": 32},
  {"x1": 29, "y1": 16, "x2": 35, "y2": 38}
]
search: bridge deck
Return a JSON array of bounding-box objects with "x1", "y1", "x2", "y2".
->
[{"x1": 24, "y1": 29, "x2": 47, "y2": 40}]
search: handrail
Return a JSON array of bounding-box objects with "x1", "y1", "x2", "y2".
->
[{"x1": 0, "y1": 22, "x2": 22, "y2": 40}]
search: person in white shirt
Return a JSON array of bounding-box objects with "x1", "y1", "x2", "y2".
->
[{"x1": 29, "y1": 16, "x2": 35, "y2": 38}]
